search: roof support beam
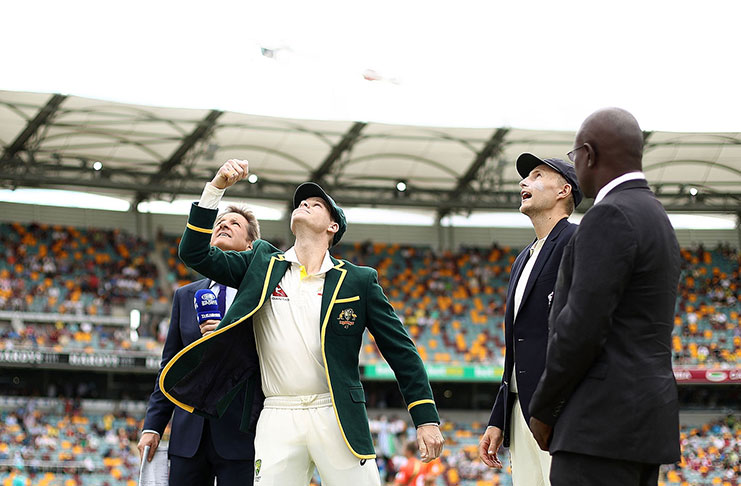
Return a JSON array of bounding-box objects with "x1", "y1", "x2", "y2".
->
[
  {"x1": 1, "y1": 93, "x2": 67, "y2": 164},
  {"x1": 311, "y1": 121, "x2": 366, "y2": 182},
  {"x1": 149, "y1": 109, "x2": 223, "y2": 185},
  {"x1": 448, "y1": 127, "x2": 509, "y2": 202}
]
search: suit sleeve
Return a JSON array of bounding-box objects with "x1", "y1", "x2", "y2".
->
[
  {"x1": 488, "y1": 381, "x2": 507, "y2": 429},
  {"x1": 365, "y1": 269, "x2": 440, "y2": 427},
  {"x1": 178, "y1": 202, "x2": 256, "y2": 288},
  {"x1": 142, "y1": 289, "x2": 182, "y2": 434},
  {"x1": 530, "y1": 204, "x2": 637, "y2": 425}
]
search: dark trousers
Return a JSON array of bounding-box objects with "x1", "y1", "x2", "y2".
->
[
  {"x1": 550, "y1": 451, "x2": 660, "y2": 486},
  {"x1": 169, "y1": 422, "x2": 253, "y2": 486}
]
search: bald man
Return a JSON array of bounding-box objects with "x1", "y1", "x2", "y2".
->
[{"x1": 528, "y1": 108, "x2": 681, "y2": 486}]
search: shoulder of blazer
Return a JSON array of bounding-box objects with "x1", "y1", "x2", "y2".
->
[
  {"x1": 251, "y1": 239, "x2": 281, "y2": 255},
  {"x1": 331, "y1": 257, "x2": 375, "y2": 277},
  {"x1": 174, "y1": 278, "x2": 210, "y2": 297}
]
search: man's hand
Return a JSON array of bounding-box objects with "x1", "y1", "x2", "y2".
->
[
  {"x1": 200, "y1": 319, "x2": 220, "y2": 337},
  {"x1": 479, "y1": 426, "x2": 504, "y2": 468},
  {"x1": 210, "y1": 159, "x2": 249, "y2": 190},
  {"x1": 417, "y1": 424, "x2": 444, "y2": 463},
  {"x1": 137, "y1": 432, "x2": 160, "y2": 462},
  {"x1": 529, "y1": 416, "x2": 553, "y2": 451}
]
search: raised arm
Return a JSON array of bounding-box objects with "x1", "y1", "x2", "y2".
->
[{"x1": 178, "y1": 159, "x2": 255, "y2": 288}]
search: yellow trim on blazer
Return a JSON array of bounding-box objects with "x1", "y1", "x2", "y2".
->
[
  {"x1": 407, "y1": 399, "x2": 435, "y2": 411},
  {"x1": 334, "y1": 295, "x2": 360, "y2": 304},
  {"x1": 159, "y1": 254, "x2": 286, "y2": 413},
  {"x1": 186, "y1": 223, "x2": 213, "y2": 234},
  {"x1": 320, "y1": 261, "x2": 376, "y2": 460}
]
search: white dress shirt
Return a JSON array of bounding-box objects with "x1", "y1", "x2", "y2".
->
[
  {"x1": 252, "y1": 247, "x2": 334, "y2": 397},
  {"x1": 594, "y1": 172, "x2": 646, "y2": 205}
]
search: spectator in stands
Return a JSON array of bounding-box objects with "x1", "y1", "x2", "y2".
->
[
  {"x1": 137, "y1": 204, "x2": 261, "y2": 486},
  {"x1": 529, "y1": 108, "x2": 682, "y2": 486},
  {"x1": 394, "y1": 441, "x2": 425, "y2": 485},
  {"x1": 160, "y1": 159, "x2": 443, "y2": 485},
  {"x1": 479, "y1": 153, "x2": 581, "y2": 486}
]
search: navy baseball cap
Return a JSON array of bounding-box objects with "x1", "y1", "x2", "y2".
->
[
  {"x1": 293, "y1": 182, "x2": 347, "y2": 246},
  {"x1": 516, "y1": 153, "x2": 582, "y2": 208}
]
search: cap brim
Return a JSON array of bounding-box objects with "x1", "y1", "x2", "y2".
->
[
  {"x1": 294, "y1": 182, "x2": 328, "y2": 208},
  {"x1": 516, "y1": 153, "x2": 547, "y2": 179}
]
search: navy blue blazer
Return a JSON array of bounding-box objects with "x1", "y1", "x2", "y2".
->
[
  {"x1": 488, "y1": 217, "x2": 577, "y2": 446},
  {"x1": 142, "y1": 279, "x2": 259, "y2": 460}
]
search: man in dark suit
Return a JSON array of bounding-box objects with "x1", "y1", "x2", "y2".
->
[
  {"x1": 479, "y1": 154, "x2": 581, "y2": 486},
  {"x1": 529, "y1": 108, "x2": 681, "y2": 486},
  {"x1": 137, "y1": 205, "x2": 261, "y2": 486}
]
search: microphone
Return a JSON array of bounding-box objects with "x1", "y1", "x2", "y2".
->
[{"x1": 194, "y1": 288, "x2": 222, "y2": 324}]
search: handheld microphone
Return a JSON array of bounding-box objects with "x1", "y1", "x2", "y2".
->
[{"x1": 194, "y1": 288, "x2": 222, "y2": 324}]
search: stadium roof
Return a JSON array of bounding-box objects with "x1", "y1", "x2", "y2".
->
[{"x1": 1, "y1": 90, "x2": 740, "y2": 215}]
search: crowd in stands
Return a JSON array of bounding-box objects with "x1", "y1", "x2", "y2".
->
[
  {"x1": 2, "y1": 397, "x2": 737, "y2": 486},
  {"x1": 1, "y1": 222, "x2": 740, "y2": 368},
  {"x1": 0, "y1": 223, "x2": 165, "y2": 315},
  {"x1": 674, "y1": 245, "x2": 741, "y2": 367},
  {"x1": 0, "y1": 400, "x2": 141, "y2": 486},
  {"x1": 662, "y1": 415, "x2": 740, "y2": 486}
]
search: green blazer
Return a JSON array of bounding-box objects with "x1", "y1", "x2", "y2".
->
[{"x1": 160, "y1": 203, "x2": 439, "y2": 459}]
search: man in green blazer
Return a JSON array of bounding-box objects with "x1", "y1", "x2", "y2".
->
[{"x1": 160, "y1": 159, "x2": 443, "y2": 485}]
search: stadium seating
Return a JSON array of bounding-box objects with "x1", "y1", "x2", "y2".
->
[
  {"x1": 0, "y1": 401, "x2": 738, "y2": 484},
  {"x1": 1, "y1": 223, "x2": 739, "y2": 367},
  {"x1": 0, "y1": 223, "x2": 165, "y2": 316}
]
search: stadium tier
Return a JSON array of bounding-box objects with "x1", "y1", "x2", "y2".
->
[
  {"x1": 1, "y1": 400, "x2": 737, "y2": 486},
  {"x1": 1, "y1": 224, "x2": 740, "y2": 370}
]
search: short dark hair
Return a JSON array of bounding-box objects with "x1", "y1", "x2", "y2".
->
[{"x1": 216, "y1": 205, "x2": 260, "y2": 243}]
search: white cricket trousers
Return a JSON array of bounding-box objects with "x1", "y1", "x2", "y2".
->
[
  {"x1": 253, "y1": 393, "x2": 381, "y2": 486},
  {"x1": 510, "y1": 397, "x2": 552, "y2": 486}
]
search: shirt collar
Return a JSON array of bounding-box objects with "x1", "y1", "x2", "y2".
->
[
  {"x1": 284, "y1": 246, "x2": 335, "y2": 277},
  {"x1": 594, "y1": 171, "x2": 646, "y2": 205}
]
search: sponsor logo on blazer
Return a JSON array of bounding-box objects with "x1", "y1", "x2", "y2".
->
[{"x1": 338, "y1": 308, "x2": 357, "y2": 329}]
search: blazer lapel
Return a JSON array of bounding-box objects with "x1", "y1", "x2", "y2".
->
[
  {"x1": 320, "y1": 257, "x2": 347, "y2": 330},
  {"x1": 518, "y1": 218, "x2": 570, "y2": 312}
]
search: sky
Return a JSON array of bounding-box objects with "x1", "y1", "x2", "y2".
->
[
  {"x1": 1, "y1": 1, "x2": 739, "y2": 226},
  {"x1": 2, "y1": 0, "x2": 740, "y2": 132}
]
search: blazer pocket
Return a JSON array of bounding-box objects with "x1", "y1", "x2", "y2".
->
[
  {"x1": 349, "y1": 386, "x2": 366, "y2": 403},
  {"x1": 335, "y1": 295, "x2": 360, "y2": 304}
]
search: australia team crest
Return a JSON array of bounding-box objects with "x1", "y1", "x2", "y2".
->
[{"x1": 338, "y1": 308, "x2": 357, "y2": 329}]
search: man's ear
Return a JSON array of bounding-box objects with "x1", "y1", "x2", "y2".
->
[
  {"x1": 585, "y1": 142, "x2": 597, "y2": 168},
  {"x1": 557, "y1": 184, "x2": 572, "y2": 201},
  {"x1": 328, "y1": 221, "x2": 339, "y2": 235}
]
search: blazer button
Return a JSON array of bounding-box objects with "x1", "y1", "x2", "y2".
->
[{"x1": 517, "y1": 338, "x2": 524, "y2": 342}]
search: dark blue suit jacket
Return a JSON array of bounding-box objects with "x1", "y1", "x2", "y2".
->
[
  {"x1": 488, "y1": 217, "x2": 577, "y2": 446},
  {"x1": 142, "y1": 279, "x2": 258, "y2": 460}
]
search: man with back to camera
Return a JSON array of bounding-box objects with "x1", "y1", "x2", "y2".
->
[
  {"x1": 529, "y1": 108, "x2": 681, "y2": 486},
  {"x1": 137, "y1": 204, "x2": 261, "y2": 486},
  {"x1": 478, "y1": 153, "x2": 581, "y2": 486},
  {"x1": 157, "y1": 159, "x2": 444, "y2": 485}
]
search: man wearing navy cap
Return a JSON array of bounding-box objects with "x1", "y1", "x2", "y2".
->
[
  {"x1": 479, "y1": 153, "x2": 581, "y2": 486},
  {"x1": 159, "y1": 159, "x2": 443, "y2": 486}
]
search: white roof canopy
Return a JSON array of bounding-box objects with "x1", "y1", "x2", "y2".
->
[{"x1": 1, "y1": 90, "x2": 740, "y2": 215}]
